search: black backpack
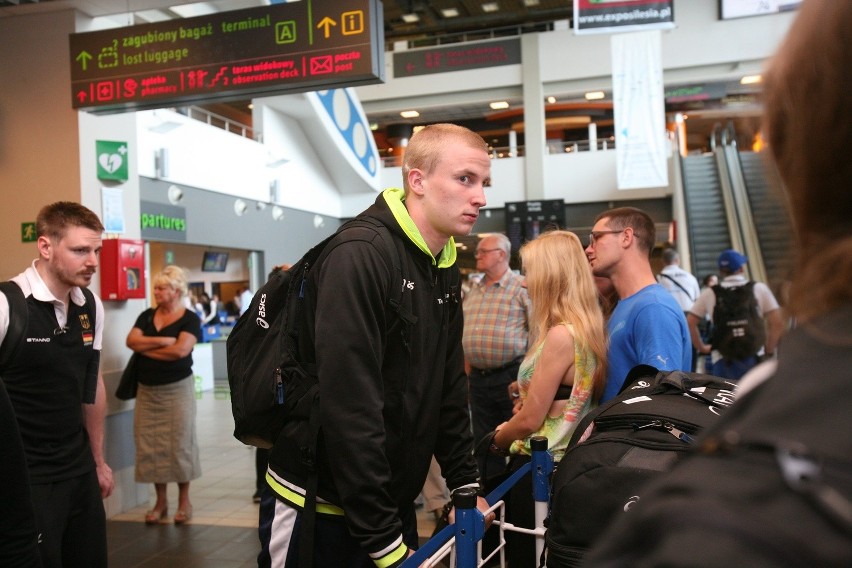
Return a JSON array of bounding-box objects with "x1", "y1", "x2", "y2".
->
[
  {"x1": 226, "y1": 215, "x2": 404, "y2": 449},
  {"x1": 544, "y1": 366, "x2": 736, "y2": 568},
  {"x1": 711, "y1": 282, "x2": 767, "y2": 360},
  {"x1": 584, "y1": 309, "x2": 852, "y2": 567},
  {"x1": 226, "y1": 215, "x2": 406, "y2": 568}
]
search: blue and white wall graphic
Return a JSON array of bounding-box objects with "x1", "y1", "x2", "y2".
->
[{"x1": 308, "y1": 88, "x2": 381, "y2": 192}]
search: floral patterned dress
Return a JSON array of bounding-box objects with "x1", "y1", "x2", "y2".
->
[{"x1": 508, "y1": 323, "x2": 597, "y2": 462}]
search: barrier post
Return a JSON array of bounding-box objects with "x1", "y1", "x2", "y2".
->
[
  {"x1": 452, "y1": 487, "x2": 484, "y2": 568},
  {"x1": 530, "y1": 436, "x2": 554, "y2": 565}
]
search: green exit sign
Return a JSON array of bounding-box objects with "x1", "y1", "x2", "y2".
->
[
  {"x1": 21, "y1": 222, "x2": 37, "y2": 243},
  {"x1": 69, "y1": 0, "x2": 384, "y2": 114}
]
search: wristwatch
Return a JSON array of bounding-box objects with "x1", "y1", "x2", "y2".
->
[{"x1": 489, "y1": 432, "x2": 508, "y2": 457}]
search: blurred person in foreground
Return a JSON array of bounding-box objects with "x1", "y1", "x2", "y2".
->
[
  {"x1": 585, "y1": 1, "x2": 852, "y2": 564},
  {"x1": 126, "y1": 265, "x2": 202, "y2": 525}
]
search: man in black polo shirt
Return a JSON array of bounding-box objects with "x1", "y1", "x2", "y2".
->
[{"x1": 0, "y1": 201, "x2": 114, "y2": 567}]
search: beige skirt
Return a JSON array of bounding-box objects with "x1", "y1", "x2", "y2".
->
[{"x1": 134, "y1": 374, "x2": 202, "y2": 483}]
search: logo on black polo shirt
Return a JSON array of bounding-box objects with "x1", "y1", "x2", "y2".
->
[{"x1": 79, "y1": 314, "x2": 94, "y2": 346}]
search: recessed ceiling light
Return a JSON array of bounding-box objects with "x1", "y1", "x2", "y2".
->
[
  {"x1": 546, "y1": 96, "x2": 556, "y2": 104},
  {"x1": 584, "y1": 91, "x2": 606, "y2": 100},
  {"x1": 523, "y1": 0, "x2": 541, "y2": 6},
  {"x1": 482, "y1": 2, "x2": 499, "y2": 13},
  {"x1": 169, "y1": 4, "x2": 216, "y2": 18},
  {"x1": 740, "y1": 74, "x2": 762, "y2": 85},
  {"x1": 400, "y1": 110, "x2": 420, "y2": 118},
  {"x1": 401, "y1": 13, "x2": 420, "y2": 23},
  {"x1": 489, "y1": 101, "x2": 509, "y2": 110},
  {"x1": 441, "y1": 8, "x2": 460, "y2": 18}
]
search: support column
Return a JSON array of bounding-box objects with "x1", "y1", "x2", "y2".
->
[
  {"x1": 521, "y1": 33, "x2": 546, "y2": 200},
  {"x1": 588, "y1": 122, "x2": 598, "y2": 152},
  {"x1": 508, "y1": 130, "x2": 518, "y2": 157}
]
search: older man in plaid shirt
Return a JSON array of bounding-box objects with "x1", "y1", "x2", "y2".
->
[{"x1": 463, "y1": 233, "x2": 532, "y2": 479}]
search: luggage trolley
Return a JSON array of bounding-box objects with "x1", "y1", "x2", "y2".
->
[{"x1": 404, "y1": 437, "x2": 553, "y2": 568}]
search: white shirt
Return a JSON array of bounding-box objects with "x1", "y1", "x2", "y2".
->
[
  {"x1": 239, "y1": 289, "x2": 254, "y2": 315},
  {"x1": 0, "y1": 260, "x2": 104, "y2": 349},
  {"x1": 658, "y1": 264, "x2": 701, "y2": 311}
]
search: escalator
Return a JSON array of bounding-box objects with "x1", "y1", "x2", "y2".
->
[
  {"x1": 739, "y1": 151, "x2": 793, "y2": 291},
  {"x1": 679, "y1": 124, "x2": 791, "y2": 293},
  {"x1": 681, "y1": 152, "x2": 735, "y2": 281}
]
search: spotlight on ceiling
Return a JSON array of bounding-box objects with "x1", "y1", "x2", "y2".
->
[
  {"x1": 546, "y1": 96, "x2": 556, "y2": 104},
  {"x1": 401, "y1": 13, "x2": 420, "y2": 23},
  {"x1": 482, "y1": 2, "x2": 499, "y2": 13},
  {"x1": 489, "y1": 101, "x2": 510, "y2": 110},
  {"x1": 400, "y1": 110, "x2": 420, "y2": 118},
  {"x1": 585, "y1": 91, "x2": 606, "y2": 101},
  {"x1": 441, "y1": 8, "x2": 460, "y2": 18},
  {"x1": 740, "y1": 74, "x2": 762, "y2": 85}
]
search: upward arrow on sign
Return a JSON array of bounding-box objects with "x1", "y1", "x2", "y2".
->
[
  {"x1": 317, "y1": 16, "x2": 337, "y2": 38},
  {"x1": 76, "y1": 51, "x2": 92, "y2": 71}
]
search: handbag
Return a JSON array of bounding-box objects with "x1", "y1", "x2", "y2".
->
[{"x1": 115, "y1": 353, "x2": 140, "y2": 400}]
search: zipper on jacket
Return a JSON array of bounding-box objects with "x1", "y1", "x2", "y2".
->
[{"x1": 275, "y1": 367, "x2": 284, "y2": 405}]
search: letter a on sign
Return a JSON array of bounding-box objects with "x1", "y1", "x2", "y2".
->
[{"x1": 276, "y1": 21, "x2": 296, "y2": 44}]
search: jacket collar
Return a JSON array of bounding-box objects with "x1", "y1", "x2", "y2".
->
[{"x1": 381, "y1": 188, "x2": 457, "y2": 268}]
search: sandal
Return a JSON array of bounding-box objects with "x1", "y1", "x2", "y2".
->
[
  {"x1": 144, "y1": 507, "x2": 168, "y2": 525},
  {"x1": 174, "y1": 506, "x2": 193, "y2": 525}
]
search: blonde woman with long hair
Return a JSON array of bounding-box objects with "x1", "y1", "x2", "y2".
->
[{"x1": 489, "y1": 230, "x2": 607, "y2": 567}]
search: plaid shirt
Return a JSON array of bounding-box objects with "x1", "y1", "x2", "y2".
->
[{"x1": 462, "y1": 269, "x2": 531, "y2": 370}]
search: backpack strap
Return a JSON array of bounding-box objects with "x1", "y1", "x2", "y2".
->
[
  {"x1": 0, "y1": 281, "x2": 27, "y2": 373},
  {"x1": 659, "y1": 272, "x2": 696, "y2": 302},
  {"x1": 344, "y1": 215, "x2": 414, "y2": 324},
  {"x1": 712, "y1": 281, "x2": 756, "y2": 297}
]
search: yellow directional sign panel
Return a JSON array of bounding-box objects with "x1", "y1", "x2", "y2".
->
[{"x1": 69, "y1": 0, "x2": 384, "y2": 113}]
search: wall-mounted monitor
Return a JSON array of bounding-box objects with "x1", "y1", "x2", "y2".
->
[
  {"x1": 505, "y1": 199, "x2": 566, "y2": 256},
  {"x1": 202, "y1": 251, "x2": 229, "y2": 272}
]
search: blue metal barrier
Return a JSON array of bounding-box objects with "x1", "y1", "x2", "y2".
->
[{"x1": 403, "y1": 436, "x2": 553, "y2": 568}]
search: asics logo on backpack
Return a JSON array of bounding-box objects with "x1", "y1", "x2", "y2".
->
[{"x1": 256, "y1": 293, "x2": 269, "y2": 329}]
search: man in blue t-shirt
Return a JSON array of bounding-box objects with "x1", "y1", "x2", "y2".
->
[{"x1": 585, "y1": 207, "x2": 692, "y2": 402}]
